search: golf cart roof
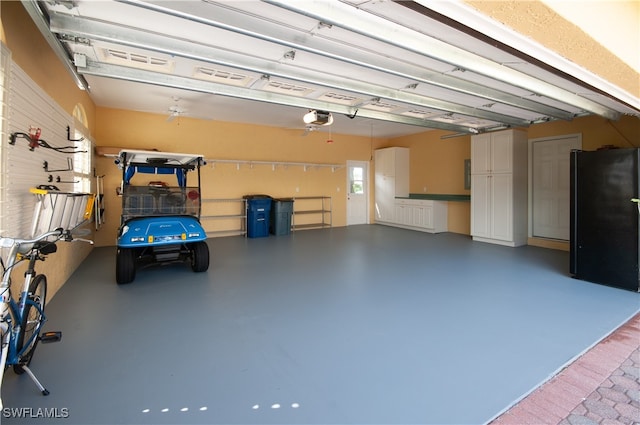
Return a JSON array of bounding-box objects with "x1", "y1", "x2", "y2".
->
[{"x1": 117, "y1": 150, "x2": 205, "y2": 168}]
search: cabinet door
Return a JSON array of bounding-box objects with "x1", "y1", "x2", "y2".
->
[
  {"x1": 471, "y1": 174, "x2": 491, "y2": 238},
  {"x1": 490, "y1": 174, "x2": 513, "y2": 241},
  {"x1": 394, "y1": 148, "x2": 410, "y2": 197},
  {"x1": 471, "y1": 134, "x2": 491, "y2": 174},
  {"x1": 394, "y1": 203, "x2": 412, "y2": 226},
  {"x1": 491, "y1": 131, "x2": 514, "y2": 174},
  {"x1": 472, "y1": 131, "x2": 515, "y2": 174},
  {"x1": 375, "y1": 175, "x2": 395, "y2": 221},
  {"x1": 375, "y1": 148, "x2": 395, "y2": 177},
  {"x1": 393, "y1": 203, "x2": 403, "y2": 224},
  {"x1": 422, "y1": 205, "x2": 434, "y2": 229}
]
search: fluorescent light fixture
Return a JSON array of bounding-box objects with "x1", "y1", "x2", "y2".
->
[{"x1": 303, "y1": 110, "x2": 334, "y2": 126}]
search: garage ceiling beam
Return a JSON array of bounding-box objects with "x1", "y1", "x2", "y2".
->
[
  {"x1": 114, "y1": 0, "x2": 575, "y2": 122},
  {"x1": 79, "y1": 61, "x2": 480, "y2": 133},
  {"x1": 49, "y1": 13, "x2": 528, "y2": 128},
  {"x1": 417, "y1": 0, "x2": 640, "y2": 113},
  {"x1": 20, "y1": 0, "x2": 89, "y2": 91},
  {"x1": 265, "y1": 0, "x2": 621, "y2": 121}
]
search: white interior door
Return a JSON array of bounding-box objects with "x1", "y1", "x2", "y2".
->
[
  {"x1": 531, "y1": 134, "x2": 581, "y2": 240},
  {"x1": 347, "y1": 160, "x2": 369, "y2": 225}
]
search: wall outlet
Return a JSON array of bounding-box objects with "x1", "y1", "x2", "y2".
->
[{"x1": 423, "y1": 186, "x2": 427, "y2": 192}]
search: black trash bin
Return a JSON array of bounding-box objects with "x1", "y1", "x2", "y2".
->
[
  {"x1": 244, "y1": 195, "x2": 272, "y2": 238},
  {"x1": 270, "y1": 198, "x2": 294, "y2": 235}
]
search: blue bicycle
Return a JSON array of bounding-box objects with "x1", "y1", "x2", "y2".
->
[{"x1": 0, "y1": 228, "x2": 90, "y2": 408}]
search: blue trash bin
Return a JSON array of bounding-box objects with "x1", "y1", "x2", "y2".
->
[{"x1": 245, "y1": 195, "x2": 272, "y2": 238}]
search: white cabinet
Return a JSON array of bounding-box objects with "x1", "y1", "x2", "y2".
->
[
  {"x1": 376, "y1": 147, "x2": 398, "y2": 177},
  {"x1": 375, "y1": 147, "x2": 447, "y2": 233},
  {"x1": 394, "y1": 202, "x2": 413, "y2": 226},
  {"x1": 471, "y1": 131, "x2": 515, "y2": 174},
  {"x1": 394, "y1": 198, "x2": 447, "y2": 233},
  {"x1": 471, "y1": 129, "x2": 527, "y2": 247},
  {"x1": 375, "y1": 147, "x2": 409, "y2": 223}
]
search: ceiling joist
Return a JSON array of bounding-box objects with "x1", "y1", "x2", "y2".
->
[
  {"x1": 265, "y1": 0, "x2": 621, "y2": 121},
  {"x1": 80, "y1": 60, "x2": 485, "y2": 133},
  {"x1": 22, "y1": 0, "x2": 635, "y2": 137},
  {"x1": 113, "y1": 0, "x2": 576, "y2": 122},
  {"x1": 50, "y1": 12, "x2": 528, "y2": 132}
]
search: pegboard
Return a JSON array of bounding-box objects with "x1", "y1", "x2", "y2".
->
[{"x1": 1, "y1": 53, "x2": 90, "y2": 237}]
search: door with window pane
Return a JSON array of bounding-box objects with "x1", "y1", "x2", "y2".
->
[{"x1": 347, "y1": 160, "x2": 368, "y2": 225}]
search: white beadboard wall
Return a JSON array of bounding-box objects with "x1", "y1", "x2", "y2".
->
[{"x1": 3, "y1": 60, "x2": 77, "y2": 237}]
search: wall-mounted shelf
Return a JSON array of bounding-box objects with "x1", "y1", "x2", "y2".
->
[
  {"x1": 200, "y1": 198, "x2": 247, "y2": 237},
  {"x1": 292, "y1": 196, "x2": 332, "y2": 230},
  {"x1": 94, "y1": 146, "x2": 124, "y2": 157},
  {"x1": 206, "y1": 158, "x2": 342, "y2": 172},
  {"x1": 94, "y1": 150, "x2": 344, "y2": 172}
]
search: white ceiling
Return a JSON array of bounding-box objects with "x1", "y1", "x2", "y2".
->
[{"x1": 24, "y1": 0, "x2": 639, "y2": 139}]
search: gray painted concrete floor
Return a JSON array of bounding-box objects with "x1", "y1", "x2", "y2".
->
[{"x1": 2, "y1": 225, "x2": 639, "y2": 425}]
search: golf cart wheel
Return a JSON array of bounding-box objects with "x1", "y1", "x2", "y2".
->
[
  {"x1": 190, "y1": 241, "x2": 210, "y2": 273},
  {"x1": 116, "y1": 248, "x2": 136, "y2": 284}
]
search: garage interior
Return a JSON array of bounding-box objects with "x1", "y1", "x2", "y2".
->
[
  {"x1": 1, "y1": 1, "x2": 639, "y2": 424},
  {"x1": 2, "y1": 227, "x2": 638, "y2": 424}
]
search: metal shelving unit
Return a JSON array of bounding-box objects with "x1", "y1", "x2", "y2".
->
[
  {"x1": 201, "y1": 198, "x2": 247, "y2": 237},
  {"x1": 292, "y1": 196, "x2": 332, "y2": 231}
]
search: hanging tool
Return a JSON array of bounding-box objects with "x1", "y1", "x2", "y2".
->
[
  {"x1": 10, "y1": 127, "x2": 86, "y2": 153},
  {"x1": 43, "y1": 158, "x2": 73, "y2": 172}
]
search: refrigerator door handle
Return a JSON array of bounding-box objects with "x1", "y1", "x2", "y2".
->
[{"x1": 569, "y1": 150, "x2": 578, "y2": 276}]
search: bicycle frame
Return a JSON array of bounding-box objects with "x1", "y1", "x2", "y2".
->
[
  {"x1": 0, "y1": 229, "x2": 65, "y2": 409},
  {"x1": 7, "y1": 284, "x2": 47, "y2": 364},
  {"x1": 0, "y1": 292, "x2": 46, "y2": 409}
]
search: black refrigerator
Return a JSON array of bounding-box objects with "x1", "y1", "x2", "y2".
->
[{"x1": 570, "y1": 148, "x2": 640, "y2": 292}]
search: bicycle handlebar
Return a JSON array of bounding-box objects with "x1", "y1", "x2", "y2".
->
[
  {"x1": 0, "y1": 228, "x2": 93, "y2": 274},
  {"x1": 0, "y1": 228, "x2": 89, "y2": 250},
  {"x1": 71, "y1": 237, "x2": 94, "y2": 245}
]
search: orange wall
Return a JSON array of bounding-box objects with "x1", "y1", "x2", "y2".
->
[
  {"x1": 384, "y1": 130, "x2": 472, "y2": 234},
  {"x1": 1, "y1": 2, "x2": 96, "y2": 132},
  {"x1": 385, "y1": 114, "x2": 640, "y2": 239},
  {"x1": 527, "y1": 115, "x2": 640, "y2": 150},
  {"x1": 93, "y1": 107, "x2": 382, "y2": 246},
  {"x1": 3, "y1": 0, "x2": 639, "y2": 255},
  {"x1": 90, "y1": 108, "x2": 640, "y2": 246},
  {"x1": 1, "y1": 1, "x2": 97, "y2": 299}
]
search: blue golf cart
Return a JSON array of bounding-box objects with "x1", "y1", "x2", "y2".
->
[{"x1": 115, "y1": 150, "x2": 209, "y2": 284}]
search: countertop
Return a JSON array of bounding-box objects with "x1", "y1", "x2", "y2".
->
[{"x1": 396, "y1": 194, "x2": 471, "y2": 202}]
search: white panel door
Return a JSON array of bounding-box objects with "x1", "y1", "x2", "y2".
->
[
  {"x1": 531, "y1": 135, "x2": 581, "y2": 240},
  {"x1": 471, "y1": 174, "x2": 491, "y2": 238},
  {"x1": 491, "y1": 174, "x2": 513, "y2": 241},
  {"x1": 347, "y1": 160, "x2": 369, "y2": 225}
]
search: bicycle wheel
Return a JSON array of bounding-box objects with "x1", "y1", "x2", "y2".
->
[{"x1": 13, "y1": 274, "x2": 47, "y2": 374}]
